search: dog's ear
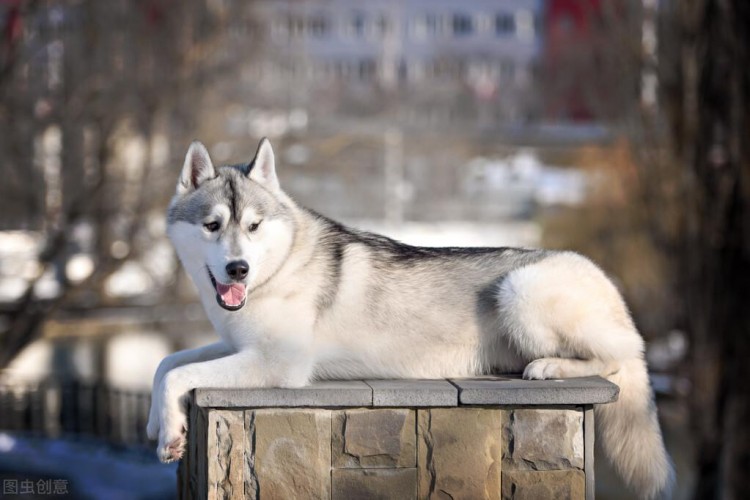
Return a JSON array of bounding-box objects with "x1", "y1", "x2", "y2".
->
[
  {"x1": 247, "y1": 138, "x2": 279, "y2": 191},
  {"x1": 178, "y1": 141, "x2": 215, "y2": 194}
]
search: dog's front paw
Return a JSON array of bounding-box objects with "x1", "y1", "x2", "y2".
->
[
  {"x1": 156, "y1": 408, "x2": 188, "y2": 463},
  {"x1": 157, "y1": 427, "x2": 187, "y2": 463},
  {"x1": 523, "y1": 358, "x2": 563, "y2": 380}
]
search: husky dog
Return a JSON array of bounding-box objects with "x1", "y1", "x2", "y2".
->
[{"x1": 148, "y1": 139, "x2": 673, "y2": 499}]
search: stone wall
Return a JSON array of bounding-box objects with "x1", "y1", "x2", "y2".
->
[{"x1": 178, "y1": 376, "x2": 618, "y2": 500}]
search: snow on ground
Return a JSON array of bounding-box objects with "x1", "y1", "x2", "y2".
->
[{"x1": 0, "y1": 433, "x2": 177, "y2": 499}]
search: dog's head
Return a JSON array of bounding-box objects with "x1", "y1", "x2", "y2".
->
[{"x1": 167, "y1": 138, "x2": 295, "y2": 312}]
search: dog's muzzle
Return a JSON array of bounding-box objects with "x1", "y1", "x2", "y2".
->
[{"x1": 207, "y1": 267, "x2": 247, "y2": 311}]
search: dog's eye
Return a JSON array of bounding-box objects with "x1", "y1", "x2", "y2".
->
[
  {"x1": 248, "y1": 221, "x2": 261, "y2": 232},
  {"x1": 203, "y1": 221, "x2": 220, "y2": 232}
]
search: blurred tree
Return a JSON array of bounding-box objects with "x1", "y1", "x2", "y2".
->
[
  {"x1": 661, "y1": 1, "x2": 750, "y2": 497},
  {"x1": 0, "y1": 0, "x2": 232, "y2": 369},
  {"x1": 540, "y1": 0, "x2": 750, "y2": 495}
]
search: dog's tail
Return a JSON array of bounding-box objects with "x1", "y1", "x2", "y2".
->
[{"x1": 596, "y1": 357, "x2": 674, "y2": 499}]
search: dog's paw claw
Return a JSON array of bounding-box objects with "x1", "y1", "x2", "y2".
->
[
  {"x1": 157, "y1": 421, "x2": 187, "y2": 463},
  {"x1": 158, "y1": 434, "x2": 186, "y2": 463}
]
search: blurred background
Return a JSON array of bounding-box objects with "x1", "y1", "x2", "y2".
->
[{"x1": 0, "y1": 0, "x2": 748, "y2": 498}]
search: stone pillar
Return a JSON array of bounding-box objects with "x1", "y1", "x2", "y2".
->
[{"x1": 178, "y1": 376, "x2": 618, "y2": 500}]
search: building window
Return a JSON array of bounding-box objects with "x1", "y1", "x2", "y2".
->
[
  {"x1": 351, "y1": 13, "x2": 366, "y2": 37},
  {"x1": 377, "y1": 14, "x2": 391, "y2": 35},
  {"x1": 287, "y1": 15, "x2": 305, "y2": 38},
  {"x1": 425, "y1": 14, "x2": 443, "y2": 36},
  {"x1": 453, "y1": 14, "x2": 473, "y2": 36},
  {"x1": 495, "y1": 13, "x2": 515, "y2": 35},
  {"x1": 309, "y1": 15, "x2": 330, "y2": 38}
]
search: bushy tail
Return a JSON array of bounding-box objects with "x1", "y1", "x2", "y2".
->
[{"x1": 596, "y1": 358, "x2": 675, "y2": 499}]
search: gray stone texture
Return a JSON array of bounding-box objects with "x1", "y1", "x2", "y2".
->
[
  {"x1": 503, "y1": 409, "x2": 584, "y2": 471},
  {"x1": 501, "y1": 470, "x2": 585, "y2": 500},
  {"x1": 251, "y1": 409, "x2": 332, "y2": 500},
  {"x1": 194, "y1": 376, "x2": 618, "y2": 409},
  {"x1": 195, "y1": 381, "x2": 372, "y2": 408},
  {"x1": 333, "y1": 409, "x2": 416, "y2": 468},
  {"x1": 332, "y1": 469, "x2": 418, "y2": 500},
  {"x1": 417, "y1": 408, "x2": 503, "y2": 500},
  {"x1": 365, "y1": 379, "x2": 458, "y2": 407},
  {"x1": 451, "y1": 375, "x2": 619, "y2": 405}
]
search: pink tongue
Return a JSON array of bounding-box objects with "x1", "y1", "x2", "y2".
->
[{"x1": 215, "y1": 282, "x2": 246, "y2": 307}]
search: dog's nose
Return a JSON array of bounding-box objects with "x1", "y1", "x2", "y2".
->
[{"x1": 226, "y1": 260, "x2": 249, "y2": 281}]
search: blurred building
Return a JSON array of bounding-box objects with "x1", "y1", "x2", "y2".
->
[{"x1": 223, "y1": 0, "x2": 545, "y2": 127}]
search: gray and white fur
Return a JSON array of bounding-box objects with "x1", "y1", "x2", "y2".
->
[{"x1": 148, "y1": 138, "x2": 674, "y2": 499}]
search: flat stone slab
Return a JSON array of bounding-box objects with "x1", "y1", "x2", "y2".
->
[
  {"x1": 450, "y1": 376, "x2": 620, "y2": 406},
  {"x1": 195, "y1": 381, "x2": 372, "y2": 408},
  {"x1": 333, "y1": 409, "x2": 416, "y2": 468},
  {"x1": 194, "y1": 376, "x2": 618, "y2": 408},
  {"x1": 365, "y1": 379, "x2": 458, "y2": 407}
]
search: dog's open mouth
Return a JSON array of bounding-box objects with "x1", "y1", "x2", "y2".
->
[{"x1": 207, "y1": 268, "x2": 247, "y2": 311}]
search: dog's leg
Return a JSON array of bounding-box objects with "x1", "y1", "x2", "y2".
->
[
  {"x1": 147, "y1": 342, "x2": 234, "y2": 440},
  {"x1": 156, "y1": 349, "x2": 313, "y2": 463}
]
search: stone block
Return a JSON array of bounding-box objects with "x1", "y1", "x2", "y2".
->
[
  {"x1": 333, "y1": 409, "x2": 416, "y2": 468},
  {"x1": 417, "y1": 408, "x2": 502, "y2": 499},
  {"x1": 501, "y1": 470, "x2": 585, "y2": 500},
  {"x1": 248, "y1": 409, "x2": 332, "y2": 500},
  {"x1": 503, "y1": 409, "x2": 583, "y2": 471},
  {"x1": 332, "y1": 469, "x2": 418, "y2": 500},
  {"x1": 206, "y1": 410, "x2": 245, "y2": 500},
  {"x1": 366, "y1": 380, "x2": 458, "y2": 407}
]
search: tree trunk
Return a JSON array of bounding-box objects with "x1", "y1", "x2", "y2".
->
[{"x1": 667, "y1": 1, "x2": 750, "y2": 498}]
